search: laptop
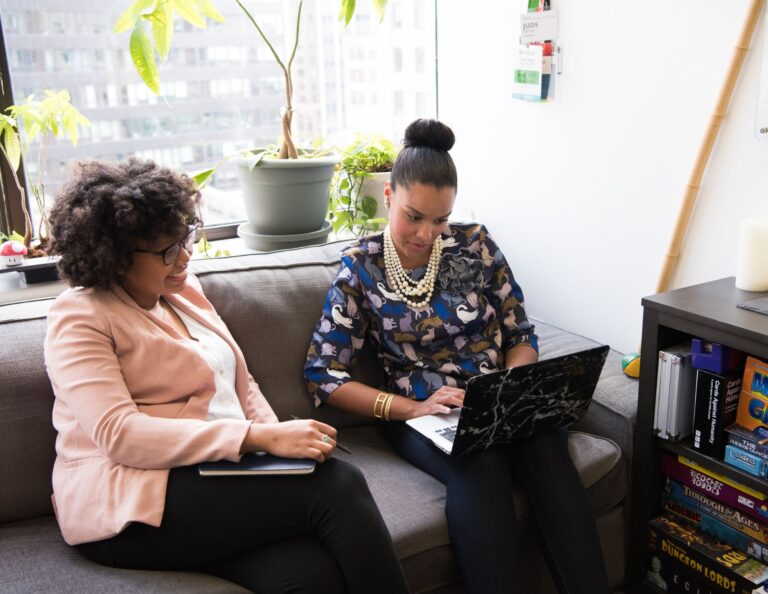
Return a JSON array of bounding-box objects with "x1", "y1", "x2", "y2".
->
[{"x1": 405, "y1": 345, "x2": 610, "y2": 456}]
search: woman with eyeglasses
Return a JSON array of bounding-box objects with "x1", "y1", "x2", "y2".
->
[{"x1": 44, "y1": 158, "x2": 409, "y2": 594}]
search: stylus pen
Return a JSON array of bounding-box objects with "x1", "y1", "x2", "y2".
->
[{"x1": 290, "y1": 415, "x2": 353, "y2": 454}]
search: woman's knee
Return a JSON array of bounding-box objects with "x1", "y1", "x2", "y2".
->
[
  {"x1": 445, "y1": 448, "x2": 517, "y2": 517},
  {"x1": 209, "y1": 538, "x2": 345, "y2": 594},
  {"x1": 319, "y1": 458, "x2": 370, "y2": 492},
  {"x1": 451, "y1": 446, "x2": 510, "y2": 484},
  {"x1": 508, "y1": 429, "x2": 581, "y2": 483}
]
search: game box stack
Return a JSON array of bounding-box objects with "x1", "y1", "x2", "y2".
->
[
  {"x1": 647, "y1": 513, "x2": 768, "y2": 594},
  {"x1": 648, "y1": 349, "x2": 768, "y2": 592},
  {"x1": 726, "y1": 357, "x2": 768, "y2": 479},
  {"x1": 691, "y1": 340, "x2": 744, "y2": 458}
]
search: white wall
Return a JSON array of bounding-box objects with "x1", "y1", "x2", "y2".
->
[{"x1": 437, "y1": 1, "x2": 768, "y2": 355}]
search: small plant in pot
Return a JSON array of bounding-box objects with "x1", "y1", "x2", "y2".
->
[
  {"x1": 117, "y1": 0, "x2": 388, "y2": 249},
  {"x1": 0, "y1": 90, "x2": 90, "y2": 271},
  {"x1": 329, "y1": 134, "x2": 398, "y2": 238}
]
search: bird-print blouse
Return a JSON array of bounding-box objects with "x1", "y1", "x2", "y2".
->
[{"x1": 304, "y1": 222, "x2": 538, "y2": 403}]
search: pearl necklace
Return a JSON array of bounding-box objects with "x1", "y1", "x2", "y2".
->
[{"x1": 383, "y1": 226, "x2": 442, "y2": 308}]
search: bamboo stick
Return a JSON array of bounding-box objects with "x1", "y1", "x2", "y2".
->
[{"x1": 656, "y1": 0, "x2": 764, "y2": 294}]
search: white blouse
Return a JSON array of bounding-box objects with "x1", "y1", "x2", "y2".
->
[{"x1": 170, "y1": 303, "x2": 246, "y2": 422}]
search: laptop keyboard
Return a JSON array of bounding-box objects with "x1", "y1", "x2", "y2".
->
[{"x1": 436, "y1": 425, "x2": 458, "y2": 442}]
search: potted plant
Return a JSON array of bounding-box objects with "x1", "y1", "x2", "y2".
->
[
  {"x1": 116, "y1": 0, "x2": 387, "y2": 248},
  {"x1": 329, "y1": 134, "x2": 398, "y2": 237},
  {"x1": 0, "y1": 90, "x2": 90, "y2": 280}
]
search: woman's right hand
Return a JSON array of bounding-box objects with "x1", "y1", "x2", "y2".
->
[
  {"x1": 407, "y1": 386, "x2": 465, "y2": 419},
  {"x1": 244, "y1": 420, "x2": 338, "y2": 462}
]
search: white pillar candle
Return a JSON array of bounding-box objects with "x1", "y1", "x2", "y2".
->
[{"x1": 735, "y1": 219, "x2": 768, "y2": 291}]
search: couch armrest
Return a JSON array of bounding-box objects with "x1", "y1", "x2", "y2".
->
[
  {"x1": 533, "y1": 318, "x2": 638, "y2": 467},
  {"x1": 573, "y1": 348, "x2": 638, "y2": 467}
]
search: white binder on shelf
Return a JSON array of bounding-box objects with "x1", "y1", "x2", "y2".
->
[
  {"x1": 654, "y1": 350, "x2": 671, "y2": 437},
  {"x1": 654, "y1": 343, "x2": 695, "y2": 441}
]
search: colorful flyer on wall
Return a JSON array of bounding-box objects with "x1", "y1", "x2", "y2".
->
[{"x1": 512, "y1": 44, "x2": 544, "y2": 101}]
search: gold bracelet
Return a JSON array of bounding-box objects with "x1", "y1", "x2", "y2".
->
[
  {"x1": 383, "y1": 393, "x2": 395, "y2": 421},
  {"x1": 374, "y1": 392, "x2": 389, "y2": 419}
]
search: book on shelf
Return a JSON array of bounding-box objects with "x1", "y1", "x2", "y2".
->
[
  {"x1": 648, "y1": 513, "x2": 768, "y2": 594},
  {"x1": 197, "y1": 453, "x2": 316, "y2": 476},
  {"x1": 737, "y1": 357, "x2": 768, "y2": 433},
  {"x1": 661, "y1": 453, "x2": 768, "y2": 524},
  {"x1": 662, "y1": 477, "x2": 768, "y2": 563},
  {"x1": 655, "y1": 343, "x2": 696, "y2": 441},
  {"x1": 692, "y1": 367, "x2": 742, "y2": 458}
]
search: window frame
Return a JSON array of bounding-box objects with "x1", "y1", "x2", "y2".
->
[{"x1": 0, "y1": 14, "x2": 28, "y2": 238}]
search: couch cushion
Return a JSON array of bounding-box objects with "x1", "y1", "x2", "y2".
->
[
  {"x1": 337, "y1": 424, "x2": 625, "y2": 548},
  {"x1": 536, "y1": 318, "x2": 638, "y2": 465},
  {"x1": 0, "y1": 315, "x2": 57, "y2": 523},
  {"x1": 0, "y1": 516, "x2": 248, "y2": 593}
]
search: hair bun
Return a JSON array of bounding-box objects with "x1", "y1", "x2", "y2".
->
[{"x1": 403, "y1": 119, "x2": 455, "y2": 152}]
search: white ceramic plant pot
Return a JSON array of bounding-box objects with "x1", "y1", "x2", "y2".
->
[
  {"x1": 235, "y1": 152, "x2": 340, "y2": 235},
  {"x1": 358, "y1": 171, "x2": 390, "y2": 221}
]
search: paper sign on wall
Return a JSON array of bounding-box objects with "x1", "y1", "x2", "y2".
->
[
  {"x1": 520, "y1": 11, "x2": 558, "y2": 43},
  {"x1": 512, "y1": 44, "x2": 544, "y2": 101},
  {"x1": 513, "y1": 1, "x2": 558, "y2": 103}
]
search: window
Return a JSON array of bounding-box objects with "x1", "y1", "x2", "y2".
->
[
  {"x1": 394, "y1": 91, "x2": 404, "y2": 116},
  {"x1": 415, "y1": 48, "x2": 426, "y2": 74},
  {"x1": 393, "y1": 48, "x2": 403, "y2": 73},
  {"x1": 0, "y1": 0, "x2": 437, "y2": 235}
]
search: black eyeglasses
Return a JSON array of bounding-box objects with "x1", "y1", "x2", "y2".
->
[{"x1": 134, "y1": 224, "x2": 200, "y2": 265}]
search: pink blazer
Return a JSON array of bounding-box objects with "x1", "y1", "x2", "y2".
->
[{"x1": 44, "y1": 275, "x2": 278, "y2": 545}]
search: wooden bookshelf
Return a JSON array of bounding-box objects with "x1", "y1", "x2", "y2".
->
[{"x1": 627, "y1": 277, "x2": 768, "y2": 592}]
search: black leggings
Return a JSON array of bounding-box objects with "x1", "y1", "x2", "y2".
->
[
  {"x1": 380, "y1": 423, "x2": 611, "y2": 594},
  {"x1": 76, "y1": 459, "x2": 410, "y2": 594}
]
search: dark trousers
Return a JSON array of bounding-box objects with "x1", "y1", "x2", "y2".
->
[
  {"x1": 380, "y1": 422, "x2": 611, "y2": 594},
  {"x1": 76, "y1": 459, "x2": 409, "y2": 594}
]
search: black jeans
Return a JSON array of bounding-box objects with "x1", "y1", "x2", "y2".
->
[
  {"x1": 76, "y1": 459, "x2": 409, "y2": 594},
  {"x1": 380, "y1": 422, "x2": 611, "y2": 594}
]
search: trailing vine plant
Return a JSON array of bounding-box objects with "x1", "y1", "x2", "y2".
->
[{"x1": 329, "y1": 134, "x2": 397, "y2": 237}]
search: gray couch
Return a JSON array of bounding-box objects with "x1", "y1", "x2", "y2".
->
[{"x1": 0, "y1": 240, "x2": 638, "y2": 593}]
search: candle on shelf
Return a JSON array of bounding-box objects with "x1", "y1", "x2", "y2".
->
[{"x1": 735, "y1": 219, "x2": 768, "y2": 291}]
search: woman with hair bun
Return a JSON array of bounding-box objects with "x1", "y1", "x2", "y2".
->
[
  {"x1": 305, "y1": 119, "x2": 610, "y2": 593},
  {"x1": 44, "y1": 158, "x2": 409, "y2": 594}
]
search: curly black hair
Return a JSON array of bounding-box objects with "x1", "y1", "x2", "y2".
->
[{"x1": 49, "y1": 158, "x2": 200, "y2": 289}]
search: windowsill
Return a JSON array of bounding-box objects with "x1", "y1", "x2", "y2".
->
[
  {"x1": 0, "y1": 231, "x2": 356, "y2": 306},
  {"x1": 0, "y1": 274, "x2": 64, "y2": 304}
]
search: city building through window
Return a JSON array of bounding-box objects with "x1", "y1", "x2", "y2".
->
[{"x1": 0, "y1": 0, "x2": 437, "y2": 234}]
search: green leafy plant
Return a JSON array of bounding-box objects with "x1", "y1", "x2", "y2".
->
[
  {"x1": 116, "y1": 0, "x2": 387, "y2": 161},
  {"x1": 329, "y1": 134, "x2": 397, "y2": 236},
  {"x1": 195, "y1": 235, "x2": 231, "y2": 258},
  {"x1": 0, "y1": 90, "x2": 90, "y2": 254},
  {"x1": 0, "y1": 230, "x2": 25, "y2": 244}
]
